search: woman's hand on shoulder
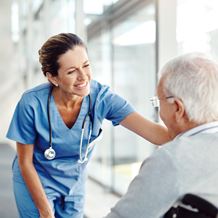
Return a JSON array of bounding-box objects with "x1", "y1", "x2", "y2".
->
[{"x1": 120, "y1": 112, "x2": 172, "y2": 145}]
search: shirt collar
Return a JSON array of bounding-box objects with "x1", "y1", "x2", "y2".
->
[{"x1": 175, "y1": 121, "x2": 218, "y2": 139}]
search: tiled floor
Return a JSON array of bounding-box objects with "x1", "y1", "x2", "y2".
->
[{"x1": 84, "y1": 179, "x2": 120, "y2": 218}]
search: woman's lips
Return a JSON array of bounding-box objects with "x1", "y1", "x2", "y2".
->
[{"x1": 74, "y1": 82, "x2": 88, "y2": 89}]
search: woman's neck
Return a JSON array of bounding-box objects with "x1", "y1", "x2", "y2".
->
[{"x1": 52, "y1": 87, "x2": 83, "y2": 109}]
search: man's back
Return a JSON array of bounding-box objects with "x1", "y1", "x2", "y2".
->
[
  {"x1": 163, "y1": 132, "x2": 218, "y2": 207},
  {"x1": 106, "y1": 129, "x2": 218, "y2": 218}
]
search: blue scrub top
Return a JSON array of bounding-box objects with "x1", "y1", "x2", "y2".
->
[{"x1": 7, "y1": 80, "x2": 134, "y2": 197}]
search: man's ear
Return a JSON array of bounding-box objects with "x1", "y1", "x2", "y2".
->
[
  {"x1": 174, "y1": 98, "x2": 186, "y2": 122},
  {"x1": 46, "y1": 72, "x2": 58, "y2": 87}
]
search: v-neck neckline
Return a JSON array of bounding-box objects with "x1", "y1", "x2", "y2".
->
[{"x1": 50, "y1": 94, "x2": 87, "y2": 131}]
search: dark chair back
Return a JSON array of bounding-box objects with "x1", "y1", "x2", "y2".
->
[{"x1": 164, "y1": 194, "x2": 218, "y2": 218}]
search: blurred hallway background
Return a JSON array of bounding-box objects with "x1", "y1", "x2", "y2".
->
[
  {"x1": 0, "y1": 2, "x2": 20, "y2": 216},
  {"x1": 0, "y1": 0, "x2": 24, "y2": 143},
  {"x1": 1, "y1": 0, "x2": 218, "y2": 217}
]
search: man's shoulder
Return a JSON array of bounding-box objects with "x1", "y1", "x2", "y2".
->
[
  {"x1": 175, "y1": 133, "x2": 218, "y2": 147},
  {"x1": 159, "y1": 132, "x2": 218, "y2": 164},
  {"x1": 164, "y1": 132, "x2": 218, "y2": 147}
]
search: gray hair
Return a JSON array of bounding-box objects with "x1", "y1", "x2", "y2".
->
[{"x1": 160, "y1": 53, "x2": 218, "y2": 123}]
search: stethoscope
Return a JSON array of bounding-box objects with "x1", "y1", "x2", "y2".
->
[{"x1": 44, "y1": 87, "x2": 93, "y2": 164}]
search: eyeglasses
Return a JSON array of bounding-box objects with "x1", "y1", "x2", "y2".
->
[{"x1": 150, "y1": 96, "x2": 174, "y2": 108}]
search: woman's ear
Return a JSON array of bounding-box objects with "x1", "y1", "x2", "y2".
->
[
  {"x1": 174, "y1": 98, "x2": 186, "y2": 122},
  {"x1": 46, "y1": 72, "x2": 59, "y2": 87}
]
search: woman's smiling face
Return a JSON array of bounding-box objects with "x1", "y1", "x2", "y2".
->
[{"x1": 53, "y1": 45, "x2": 92, "y2": 97}]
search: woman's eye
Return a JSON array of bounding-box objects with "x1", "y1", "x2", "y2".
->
[
  {"x1": 67, "y1": 70, "x2": 75, "y2": 74},
  {"x1": 83, "y1": 64, "x2": 90, "y2": 68}
]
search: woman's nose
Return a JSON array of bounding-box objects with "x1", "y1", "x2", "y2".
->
[{"x1": 77, "y1": 68, "x2": 86, "y2": 80}]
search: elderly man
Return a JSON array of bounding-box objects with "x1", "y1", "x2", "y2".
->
[{"x1": 105, "y1": 53, "x2": 218, "y2": 218}]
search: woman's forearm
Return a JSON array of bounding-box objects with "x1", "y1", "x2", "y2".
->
[
  {"x1": 120, "y1": 112, "x2": 172, "y2": 145},
  {"x1": 18, "y1": 161, "x2": 54, "y2": 217},
  {"x1": 17, "y1": 142, "x2": 53, "y2": 217}
]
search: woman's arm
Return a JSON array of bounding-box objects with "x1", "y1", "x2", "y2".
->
[
  {"x1": 120, "y1": 112, "x2": 172, "y2": 145},
  {"x1": 17, "y1": 142, "x2": 54, "y2": 218}
]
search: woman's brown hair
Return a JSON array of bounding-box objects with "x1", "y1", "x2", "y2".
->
[{"x1": 38, "y1": 33, "x2": 85, "y2": 76}]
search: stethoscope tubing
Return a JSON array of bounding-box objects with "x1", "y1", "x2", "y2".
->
[{"x1": 44, "y1": 86, "x2": 93, "y2": 163}]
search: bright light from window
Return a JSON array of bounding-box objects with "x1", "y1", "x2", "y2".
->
[
  {"x1": 11, "y1": 1, "x2": 19, "y2": 43},
  {"x1": 84, "y1": 0, "x2": 104, "y2": 14},
  {"x1": 177, "y1": 0, "x2": 218, "y2": 53},
  {"x1": 32, "y1": 0, "x2": 43, "y2": 14},
  {"x1": 84, "y1": 0, "x2": 120, "y2": 15},
  {"x1": 113, "y1": 21, "x2": 155, "y2": 46}
]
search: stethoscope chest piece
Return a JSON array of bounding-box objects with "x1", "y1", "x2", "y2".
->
[
  {"x1": 44, "y1": 147, "x2": 56, "y2": 160},
  {"x1": 45, "y1": 87, "x2": 93, "y2": 162}
]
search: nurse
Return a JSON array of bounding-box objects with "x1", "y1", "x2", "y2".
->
[{"x1": 7, "y1": 33, "x2": 171, "y2": 218}]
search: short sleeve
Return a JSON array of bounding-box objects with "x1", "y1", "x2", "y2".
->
[
  {"x1": 6, "y1": 94, "x2": 36, "y2": 144},
  {"x1": 96, "y1": 87, "x2": 135, "y2": 126}
]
